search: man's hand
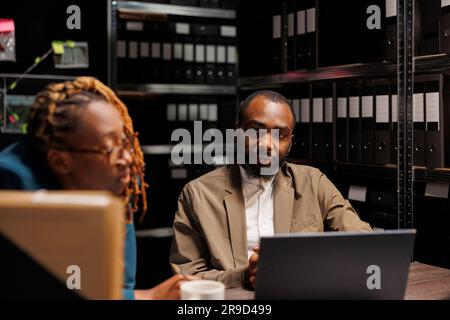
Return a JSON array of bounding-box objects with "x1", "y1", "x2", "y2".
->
[
  {"x1": 246, "y1": 247, "x2": 259, "y2": 289},
  {"x1": 134, "y1": 274, "x2": 196, "y2": 300}
]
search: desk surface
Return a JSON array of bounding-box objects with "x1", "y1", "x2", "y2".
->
[{"x1": 225, "y1": 262, "x2": 450, "y2": 300}]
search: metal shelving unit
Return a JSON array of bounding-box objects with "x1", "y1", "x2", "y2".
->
[
  {"x1": 117, "y1": 83, "x2": 236, "y2": 96},
  {"x1": 238, "y1": 54, "x2": 450, "y2": 90},
  {"x1": 117, "y1": 0, "x2": 236, "y2": 19}
]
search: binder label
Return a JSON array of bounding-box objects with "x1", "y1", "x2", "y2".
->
[
  {"x1": 227, "y1": 46, "x2": 236, "y2": 64},
  {"x1": 176, "y1": 23, "x2": 190, "y2": 35},
  {"x1": 391, "y1": 94, "x2": 398, "y2": 122},
  {"x1": 325, "y1": 98, "x2": 333, "y2": 123},
  {"x1": 184, "y1": 44, "x2": 194, "y2": 62},
  {"x1": 297, "y1": 10, "x2": 306, "y2": 35},
  {"x1": 385, "y1": 0, "x2": 397, "y2": 18},
  {"x1": 117, "y1": 40, "x2": 126, "y2": 58},
  {"x1": 426, "y1": 92, "x2": 440, "y2": 125},
  {"x1": 206, "y1": 45, "x2": 216, "y2": 63},
  {"x1": 293, "y1": 99, "x2": 301, "y2": 123},
  {"x1": 348, "y1": 185, "x2": 367, "y2": 202},
  {"x1": 178, "y1": 104, "x2": 188, "y2": 121},
  {"x1": 313, "y1": 98, "x2": 324, "y2": 123},
  {"x1": 306, "y1": 8, "x2": 316, "y2": 33},
  {"x1": 196, "y1": 44, "x2": 205, "y2": 63},
  {"x1": 273, "y1": 15, "x2": 281, "y2": 39},
  {"x1": 151, "y1": 42, "x2": 161, "y2": 59},
  {"x1": 362, "y1": 96, "x2": 374, "y2": 117},
  {"x1": 174, "y1": 43, "x2": 183, "y2": 60},
  {"x1": 217, "y1": 46, "x2": 226, "y2": 63},
  {"x1": 220, "y1": 25, "x2": 237, "y2": 37},
  {"x1": 140, "y1": 42, "x2": 149, "y2": 58},
  {"x1": 288, "y1": 13, "x2": 295, "y2": 37},
  {"x1": 208, "y1": 104, "x2": 218, "y2": 122},
  {"x1": 425, "y1": 182, "x2": 449, "y2": 199},
  {"x1": 189, "y1": 104, "x2": 199, "y2": 121},
  {"x1": 129, "y1": 41, "x2": 138, "y2": 59},
  {"x1": 300, "y1": 98, "x2": 310, "y2": 123},
  {"x1": 337, "y1": 97, "x2": 347, "y2": 118},
  {"x1": 413, "y1": 93, "x2": 424, "y2": 122},
  {"x1": 163, "y1": 43, "x2": 172, "y2": 61},
  {"x1": 199, "y1": 104, "x2": 209, "y2": 120},
  {"x1": 349, "y1": 96, "x2": 360, "y2": 118},
  {"x1": 126, "y1": 21, "x2": 143, "y2": 32},
  {"x1": 376, "y1": 95, "x2": 389, "y2": 123},
  {"x1": 167, "y1": 104, "x2": 177, "y2": 121}
]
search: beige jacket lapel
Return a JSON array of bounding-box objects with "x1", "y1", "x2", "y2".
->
[
  {"x1": 224, "y1": 165, "x2": 248, "y2": 267},
  {"x1": 273, "y1": 166, "x2": 295, "y2": 233}
]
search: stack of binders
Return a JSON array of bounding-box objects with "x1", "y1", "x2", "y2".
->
[{"x1": 116, "y1": 17, "x2": 237, "y2": 85}]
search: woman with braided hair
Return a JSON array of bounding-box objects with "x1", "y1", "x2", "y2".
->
[{"x1": 0, "y1": 76, "x2": 192, "y2": 299}]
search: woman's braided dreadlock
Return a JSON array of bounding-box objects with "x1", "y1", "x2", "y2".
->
[{"x1": 27, "y1": 76, "x2": 147, "y2": 221}]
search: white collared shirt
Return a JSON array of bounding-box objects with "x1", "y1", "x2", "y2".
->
[{"x1": 239, "y1": 166, "x2": 275, "y2": 259}]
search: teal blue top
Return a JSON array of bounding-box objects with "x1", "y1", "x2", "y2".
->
[{"x1": 0, "y1": 139, "x2": 136, "y2": 300}]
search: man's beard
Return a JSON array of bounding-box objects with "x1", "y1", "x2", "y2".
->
[{"x1": 241, "y1": 159, "x2": 284, "y2": 181}]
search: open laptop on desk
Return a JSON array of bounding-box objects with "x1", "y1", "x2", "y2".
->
[
  {"x1": 0, "y1": 191, "x2": 124, "y2": 300},
  {"x1": 255, "y1": 230, "x2": 416, "y2": 300}
]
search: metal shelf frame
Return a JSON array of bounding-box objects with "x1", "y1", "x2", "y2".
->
[
  {"x1": 238, "y1": 54, "x2": 450, "y2": 91},
  {"x1": 116, "y1": 0, "x2": 235, "y2": 20},
  {"x1": 117, "y1": 83, "x2": 236, "y2": 96}
]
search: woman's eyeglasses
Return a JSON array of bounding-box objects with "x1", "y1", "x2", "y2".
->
[{"x1": 51, "y1": 132, "x2": 138, "y2": 165}]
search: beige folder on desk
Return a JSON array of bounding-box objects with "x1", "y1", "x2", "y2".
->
[{"x1": 0, "y1": 191, "x2": 124, "y2": 300}]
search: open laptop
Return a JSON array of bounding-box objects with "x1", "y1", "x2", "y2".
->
[
  {"x1": 255, "y1": 229, "x2": 416, "y2": 300},
  {"x1": 0, "y1": 191, "x2": 124, "y2": 300}
]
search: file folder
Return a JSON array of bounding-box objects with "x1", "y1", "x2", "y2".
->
[
  {"x1": 390, "y1": 82, "x2": 398, "y2": 165},
  {"x1": 287, "y1": 0, "x2": 297, "y2": 71},
  {"x1": 184, "y1": 42, "x2": 195, "y2": 84},
  {"x1": 172, "y1": 41, "x2": 184, "y2": 83},
  {"x1": 374, "y1": 82, "x2": 392, "y2": 164},
  {"x1": 324, "y1": 95, "x2": 334, "y2": 161},
  {"x1": 271, "y1": 1, "x2": 284, "y2": 74},
  {"x1": 424, "y1": 77, "x2": 443, "y2": 168},
  {"x1": 194, "y1": 44, "x2": 206, "y2": 84},
  {"x1": 291, "y1": 98, "x2": 301, "y2": 158},
  {"x1": 418, "y1": 0, "x2": 441, "y2": 55},
  {"x1": 162, "y1": 42, "x2": 172, "y2": 83},
  {"x1": 299, "y1": 95, "x2": 312, "y2": 159},
  {"x1": 361, "y1": 82, "x2": 375, "y2": 164},
  {"x1": 220, "y1": 25, "x2": 237, "y2": 84},
  {"x1": 442, "y1": 2, "x2": 450, "y2": 54},
  {"x1": 205, "y1": 44, "x2": 217, "y2": 84},
  {"x1": 384, "y1": 0, "x2": 397, "y2": 61},
  {"x1": 311, "y1": 85, "x2": 325, "y2": 161},
  {"x1": 295, "y1": 1, "x2": 307, "y2": 70},
  {"x1": 348, "y1": 83, "x2": 361, "y2": 163},
  {"x1": 305, "y1": 1, "x2": 316, "y2": 69},
  {"x1": 226, "y1": 45, "x2": 237, "y2": 84},
  {"x1": 317, "y1": 0, "x2": 384, "y2": 67},
  {"x1": 336, "y1": 83, "x2": 348, "y2": 162},
  {"x1": 413, "y1": 82, "x2": 426, "y2": 166}
]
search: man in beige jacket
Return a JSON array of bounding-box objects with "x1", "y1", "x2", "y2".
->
[{"x1": 170, "y1": 90, "x2": 372, "y2": 289}]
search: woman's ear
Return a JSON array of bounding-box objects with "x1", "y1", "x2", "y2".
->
[{"x1": 47, "y1": 150, "x2": 73, "y2": 175}]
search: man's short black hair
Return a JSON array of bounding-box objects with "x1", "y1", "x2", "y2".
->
[{"x1": 238, "y1": 90, "x2": 296, "y2": 127}]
